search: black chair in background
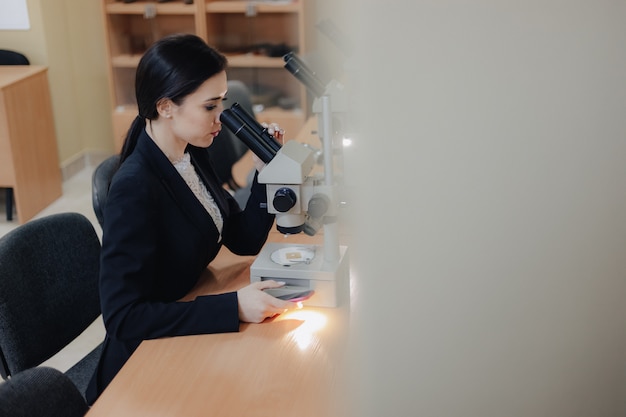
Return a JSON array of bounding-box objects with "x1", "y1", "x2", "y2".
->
[
  {"x1": 0, "y1": 50, "x2": 29, "y2": 65},
  {"x1": 91, "y1": 154, "x2": 120, "y2": 228},
  {"x1": 0, "y1": 49, "x2": 30, "y2": 222},
  {"x1": 206, "y1": 80, "x2": 255, "y2": 191},
  {"x1": 0, "y1": 212, "x2": 103, "y2": 401},
  {"x1": 0, "y1": 366, "x2": 88, "y2": 417}
]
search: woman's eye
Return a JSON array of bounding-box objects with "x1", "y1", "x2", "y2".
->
[{"x1": 205, "y1": 98, "x2": 226, "y2": 112}]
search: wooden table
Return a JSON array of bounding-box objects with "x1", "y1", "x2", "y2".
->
[
  {"x1": 86, "y1": 232, "x2": 352, "y2": 417},
  {"x1": 0, "y1": 66, "x2": 62, "y2": 223}
]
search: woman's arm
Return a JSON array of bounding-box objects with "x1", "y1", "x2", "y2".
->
[
  {"x1": 221, "y1": 171, "x2": 275, "y2": 255},
  {"x1": 100, "y1": 170, "x2": 240, "y2": 342}
]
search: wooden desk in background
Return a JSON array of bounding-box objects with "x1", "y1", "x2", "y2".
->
[{"x1": 0, "y1": 66, "x2": 62, "y2": 223}]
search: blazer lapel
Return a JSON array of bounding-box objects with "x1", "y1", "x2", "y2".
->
[
  {"x1": 188, "y1": 146, "x2": 231, "y2": 219},
  {"x1": 136, "y1": 132, "x2": 218, "y2": 236}
]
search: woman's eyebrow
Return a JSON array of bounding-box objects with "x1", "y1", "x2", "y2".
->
[{"x1": 205, "y1": 92, "x2": 227, "y2": 102}]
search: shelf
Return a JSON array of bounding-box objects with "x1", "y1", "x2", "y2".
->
[
  {"x1": 111, "y1": 53, "x2": 285, "y2": 69},
  {"x1": 206, "y1": 1, "x2": 299, "y2": 13},
  {"x1": 111, "y1": 54, "x2": 142, "y2": 68},
  {"x1": 226, "y1": 54, "x2": 285, "y2": 68},
  {"x1": 105, "y1": 1, "x2": 196, "y2": 15},
  {"x1": 102, "y1": 0, "x2": 308, "y2": 151}
]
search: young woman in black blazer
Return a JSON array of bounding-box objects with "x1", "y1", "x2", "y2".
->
[{"x1": 86, "y1": 34, "x2": 294, "y2": 404}]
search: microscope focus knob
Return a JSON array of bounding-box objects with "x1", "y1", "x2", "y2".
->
[
  {"x1": 273, "y1": 187, "x2": 297, "y2": 212},
  {"x1": 308, "y1": 195, "x2": 330, "y2": 218}
]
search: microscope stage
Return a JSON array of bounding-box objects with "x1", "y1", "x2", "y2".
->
[{"x1": 250, "y1": 242, "x2": 349, "y2": 307}]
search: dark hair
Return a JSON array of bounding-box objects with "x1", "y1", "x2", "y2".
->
[{"x1": 119, "y1": 34, "x2": 228, "y2": 163}]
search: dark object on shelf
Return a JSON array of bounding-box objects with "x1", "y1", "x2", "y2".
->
[
  {"x1": 246, "y1": 43, "x2": 295, "y2": 58},
  {"x1": 222, "y1": 44, "x2": 294, "y2": 58},
  {"x1": 118, "y1": 0, "x2": 194, "y2": 5}
]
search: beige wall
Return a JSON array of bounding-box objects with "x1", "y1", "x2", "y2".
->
[
  {"x1": 349, "y1": 1, "x2": 626, "y2": 416},
  {"x1": 0, "y1": 0, "x2": 113, "y2": 168}
]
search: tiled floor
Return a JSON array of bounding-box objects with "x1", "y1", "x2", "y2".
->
[{"x1": 0, "y1": 166, "x2": 106, "y2": 373}]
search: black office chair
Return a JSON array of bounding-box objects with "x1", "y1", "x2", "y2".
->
[
  {"x1": 91, "y1": 154, "x2": 120, "y2": 228},
  {"x1": 0, "y1": 212, "x2": 103, "y2": 401},
  {"x1": 0, "y1": 50, "x2": 29, "y2": 65},
  {"x1": 0, "y1": 366, "x2": 88, "y2": 417},
  {"x1": 207, "y1": 80, "x2": 255, "y2": 191},
  {"x1": 0, "y1": 49, "x2": 30, "y2": 222}
]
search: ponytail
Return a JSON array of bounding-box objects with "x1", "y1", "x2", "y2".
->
[
  {"x1": 119, "y1": 115, "x2": 146, "y2": 165},
  {"x1": 117, "y1": 34, "x2": 227, "y2": 169}
]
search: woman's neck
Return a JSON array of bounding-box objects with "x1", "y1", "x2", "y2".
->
[{"x1": 146, "y1": 119, "x2": 186, "y2": 163}]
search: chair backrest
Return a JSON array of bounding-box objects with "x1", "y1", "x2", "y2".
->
[
  {"x1": 0, "y1": 50, "x2": 29, "y2": 65},
  {"x1": 0, "y1": 213, "x2": 101, "y2": 379},
  {"x1": 206, "y1": 80, "x2": 255, "y2": 190},
  {"x1": 0, "y1": 366, "x2": 88, "y2": 417},
  {"x1": 92, "y1": 155, "x2": 120, "y2": 228}
]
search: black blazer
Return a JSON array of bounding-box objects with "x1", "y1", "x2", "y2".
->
[{"x1": 86, "y1": 131, "x2": 274, "y2": 403}]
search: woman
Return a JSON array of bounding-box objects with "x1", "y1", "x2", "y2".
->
[{"x1": 86, "y1": 34, "x2": 293, "y2": 404}]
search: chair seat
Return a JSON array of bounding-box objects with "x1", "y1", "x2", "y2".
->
[
  {"x1": 0, "y1": 366, "x2": 88, "y2": 417},
  {"x1": 64, "y1": 343, "x2": 103, "y2": 400}
]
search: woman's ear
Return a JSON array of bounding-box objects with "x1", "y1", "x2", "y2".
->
[{"x1": 156, "y1": 98, "x2": 173, "y2": 119}]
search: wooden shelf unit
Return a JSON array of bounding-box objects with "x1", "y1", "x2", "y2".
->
[{"x1": 101, "y1": 0, "x2": 310, "y2": 150}]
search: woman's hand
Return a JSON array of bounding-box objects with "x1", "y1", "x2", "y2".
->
[
  {"x1": 237, "y1": 280, "x2": 295, "y2": 323},
  {"x1": 253, "y1": 122, "x2": 285, "y2": 172},
  {"x1": 262, "y1": 122, "x2": 285, "y2": 144}
]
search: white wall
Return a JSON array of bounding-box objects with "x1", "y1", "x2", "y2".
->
[{"x1": 349, "y1": 1, "x2": 626, "y2": 416}]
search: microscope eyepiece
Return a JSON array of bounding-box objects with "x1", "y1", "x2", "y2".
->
[
  {"x1": 220, "y1": 108, "x2": 276, "y2": 163},
  {"x1": 283, "y1": 55, "x2": 326, "y2": 98},
  {"x1": 230, "y1": 103, "x2": 282, "y2": 153}
]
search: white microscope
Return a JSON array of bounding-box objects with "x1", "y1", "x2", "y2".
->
[{"x1": 220, "y1": 59, "x2": 349, "y2": 308}]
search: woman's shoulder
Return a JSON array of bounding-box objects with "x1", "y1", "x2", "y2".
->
[
  {"x1": 114, "y1": 155, "x2": 153, "y2": 182},
  {"x1": 108, "y1": 153, "x2": 160, "y2": 200}
]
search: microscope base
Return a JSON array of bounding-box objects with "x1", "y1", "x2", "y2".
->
[{"x1": 250, "y1": 242, "x2": 349, "y2": 308}]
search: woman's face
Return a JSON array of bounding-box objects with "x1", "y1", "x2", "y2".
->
[{"x1": 169, "y1": 70, "x2": 228, "y2": 148}]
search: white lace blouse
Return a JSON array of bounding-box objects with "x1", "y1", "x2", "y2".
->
[{"x1": 172, "y1": 153, "x2": 224, "y2": 236}]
